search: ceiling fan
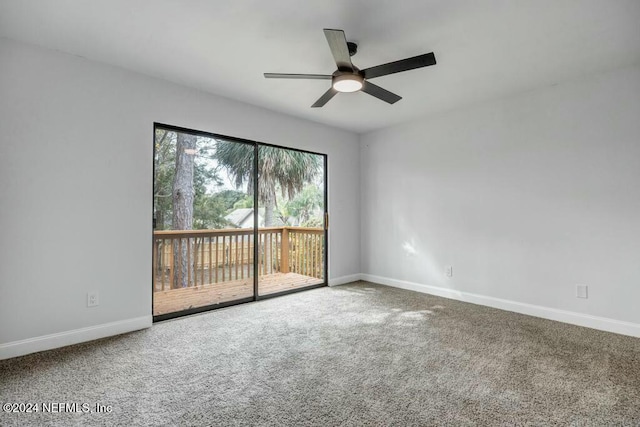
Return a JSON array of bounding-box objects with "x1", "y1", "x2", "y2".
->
[{"x1": 264, "y1": 29, "x2": 436, "y2": 108}]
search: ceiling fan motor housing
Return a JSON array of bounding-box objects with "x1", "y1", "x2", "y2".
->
[{"x1": 347, "y1": 41, "x2": 358, "y2": 57}]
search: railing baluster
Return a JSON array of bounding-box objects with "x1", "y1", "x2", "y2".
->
[
  {"x1": 311, "y1": 234, "x2": 315, "y2": 278},
  {"x1": 265, "y1": 232, "x2": 269, "y2": 275},
  {"x1": 305, "y1": 233, "x2": 311, "y2": 276},
  {"x1": 222, "y1": 235, "x2": 226, "y2": 282},
  {"x1": 318, "y1": 234, "x2": 321, "y2": 279},
  {"x1": 300, "y1": 233, "x2": 304, "y2": 275},
  {"x1": 318, "y1": 234, "x2": 321, "y2": 278},
  {"x1": 199, "y1": 236, "x2": 203, "y2": 285},
  {"x1": 281, "y1": 228, "x2": 289, "y2": 274},
  {"x1": 246, "y1": 235, "x2": 250, "y2": 278},
  {"x1": 301, "y1": 233, "x2": 305, "y2": 275},
  {"x1": 309, "y1": 234, "x2": 313, "y2": 278},
  {"x1": 175, "y1": 238, "x2": 180, "y2": 289},
  {"x1": 162, "y1": 239, "x2": 167, "y2": 290},
  {"x1": 276, "y1": 232, "x2": 280, "y2": 273},
  {"x1": 265, "y1": 232, "x2": 267, "y2": 275},
  {"x1": 153, "y1": 238, "x2": 158, "y2": 292},
  {"x1": 187, "y1": 237, "x2": 192, "y2": 288},
  {"x1": 257, "y1": 233, "x2": 260, "y2": 277},
  {"x1": 240, "y1": 235, "x2": 243, "y2": 279},
  {"x1": 160, "y1": 239, "x2": 164, "y2": 291},
  {"x1": 321, "y1": 234, "x2": 324, "y2": 279},
  {"x1": 313, "y1": 234, "x2": 316, "y2": 278},
  {"x1": 157, "y1": 240, "x2": 160, "y2": 291},
  {"x1": 215, "y1": 236, "x2": 219, "y2": 284},
  {"x1": 178, "y1": 238, "x2": 183, "y2": 289},
  {"x1": 251, "y1": 233, "x2": 254, "y2": 277},
  {"x1": 262, "y1": 232, "x2": 266, "y2": 276},
  {"x1": 235, "y1": 234, "x2": 239, "y2": 280},
  {"x1": 169, "y1": 239, "x2": 175, "y2": 288},
  {"x1": 259, "y1": 232, "x2": 263, "y2": 277},
  {"x1": 269, "y1": 232, "x2": 272, "y2": 274},
  {"x1": 208, "y1": 236, "x2": 212, "y2": 285},
  {"x1": 316, "y1": 234, "x2": 320, "y2": 278}
]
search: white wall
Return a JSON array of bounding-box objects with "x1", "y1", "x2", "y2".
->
[
  {"x1": 361, "y1": 64, "x2": 640, "y2": 332},
  {"x1": 0, "y1": 38, "x2": 360, "y2": 357}
]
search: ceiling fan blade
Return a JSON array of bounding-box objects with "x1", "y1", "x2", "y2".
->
[
  {"x1": 323, "y1": 29, "x2": 353, "y2": 71},
  {"x1": 362, "y1": 52, "x2": 436, "y2": 80},
  {"x1": 311, "y1": 88, "x2": 338, "y2": 108},
  {"x1": 264, "y1": 73, "x2": 332, "y2": 80},
  {"x1": 361, "y1": 81, "x2": 402, "y2": 104}
]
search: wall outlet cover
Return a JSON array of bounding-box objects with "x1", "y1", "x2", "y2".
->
[
  {"x1": 87, "y1": 291, "x2": 99, "y2": 307},
  {"x1": 445, "y1": 265, "x2": 453, "y2": 278},
  {"x1": 576, "y1": 284, "x2": 588, "y2": 299}
]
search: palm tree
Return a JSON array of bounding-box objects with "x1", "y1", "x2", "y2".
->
[{"x1": 214, "y1": 141, "x2": 321, "y2": 227}]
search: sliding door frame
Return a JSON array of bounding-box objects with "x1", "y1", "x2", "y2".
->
[{"x1": 152, "y1": 122, "x2": 328, "y2": 322}]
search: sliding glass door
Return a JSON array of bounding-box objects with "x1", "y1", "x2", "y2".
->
[{"x1": 152, "y1": 124, "x2": 327, "y2": 320}]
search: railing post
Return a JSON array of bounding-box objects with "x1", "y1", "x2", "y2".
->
[
  {"x1": 281, "y1": 227, "x2": 289, "y2": 273},
  {"x1": 152, "y1": 237, "x2": 158, "y2": 291}
]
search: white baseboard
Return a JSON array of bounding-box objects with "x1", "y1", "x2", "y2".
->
[
  {"x1": 3, "y1": 276, "x2": 637, "y2": 360},
  {"x1": 360, "y1": 274, "x2": 640, "y2": 338},
  {"x1": 328, "y1": 274, "x2": 362, "y2": 287},
  {"x1": 0, "y1": 316, "x2": 152, "y2": 360}
]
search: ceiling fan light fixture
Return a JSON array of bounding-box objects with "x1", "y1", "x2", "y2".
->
[{"x1": 332, "y1": 74, "x2": 364, "y2": 92}]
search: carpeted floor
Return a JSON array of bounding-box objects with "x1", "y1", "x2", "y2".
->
[{"x1": 1, "y1": 281, "x2": 639, "y2": 426}]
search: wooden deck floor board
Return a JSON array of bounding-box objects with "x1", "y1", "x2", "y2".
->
[{"x1": 153, "y1": 272, "x2": 323, "y2": 316}]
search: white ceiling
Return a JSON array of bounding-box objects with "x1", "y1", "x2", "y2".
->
[{"x1": 1, "y1": 0, "x2": 639, "y2": 133}]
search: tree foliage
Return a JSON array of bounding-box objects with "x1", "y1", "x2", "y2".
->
[
  {"x1": 214, "y1": 142, "x2": 321, "y2": 226},
  {"x1": 154, "y1": 130, "x2": 242, "y2": 230},
  {"x1": 154, "y1": 130, "x2": 324, "y2": 231},
  {"x1": 285, "y1": 184, "x2": 323, "y2": 225}
]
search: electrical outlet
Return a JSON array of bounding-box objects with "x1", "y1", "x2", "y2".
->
[
  {"x1": 87, "y1": 291, "x2": 99, "y2": 307},
  {"x1": 576, "y1": 285, "x2": 588, "y2": 299},
  {"x1": 445, "y1": 265, "x2": 453, "y2": 278}
]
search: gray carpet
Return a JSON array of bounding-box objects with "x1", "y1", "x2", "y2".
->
[{"x1": 1, "y1": 281, "x2": 639, "y2": 426}]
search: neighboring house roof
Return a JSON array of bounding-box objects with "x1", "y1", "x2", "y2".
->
[
  {"x1": 225, "y1": 208, "x2": 293, "y2": 228},
  {"x1": 225, "y1": 208, "x2": 254, "y2": 228},
  {"x1": 224, "y1": 208, "x2": 267, "y2": 228}
]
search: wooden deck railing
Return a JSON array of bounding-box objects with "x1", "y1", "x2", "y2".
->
[{"x1": 153, "y1": 227, "x2": 324, "y2": 291}]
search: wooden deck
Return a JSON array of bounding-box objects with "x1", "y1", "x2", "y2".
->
[{"x1": 153, "y1": 272, "x2": 324, "y2": 316}]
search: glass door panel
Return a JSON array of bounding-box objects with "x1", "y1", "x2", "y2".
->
[
  {"x1": 256, "y1": 146, "x2": 326, "y2": 296},
  {"x1": 153, "y1": 127, "x2": 255, "y2": 318}
]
